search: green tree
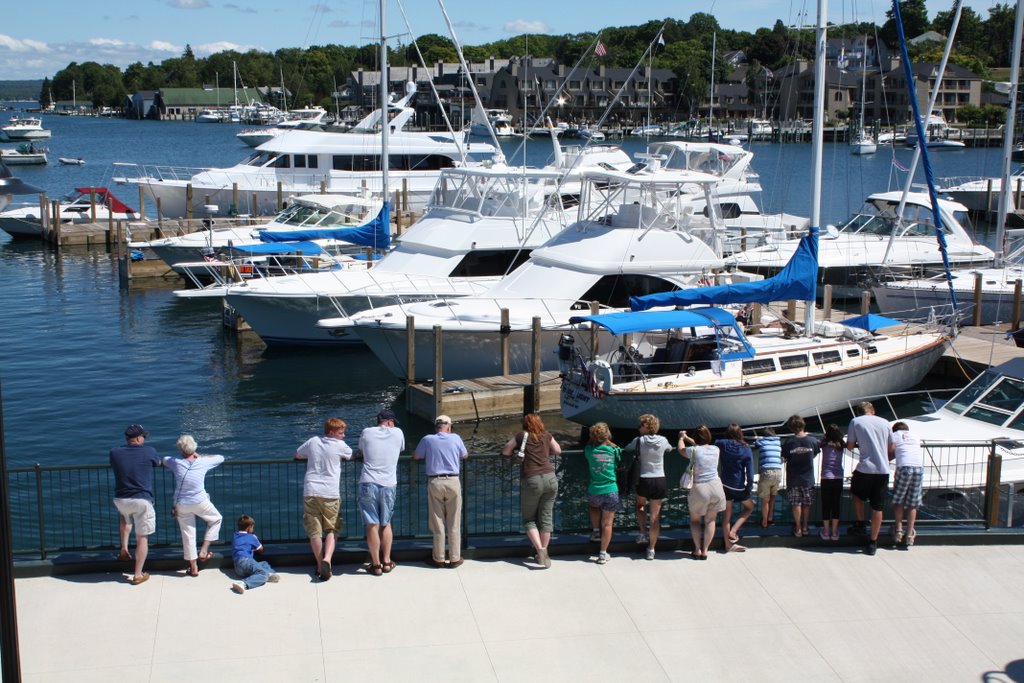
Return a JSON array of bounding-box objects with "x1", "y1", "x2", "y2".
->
[
  {"x1": 38, "y1": 78, "x2": 51, "y2": 109},
  {"x1": 932, "y1": 6, "x2": 986, "y2": 61},
  {"x1": 984, "y1": 3, "x2": 1017, "y2": 67},
  {"x1": 881, "y1": 0, "x2": 930, "y2": 47}
]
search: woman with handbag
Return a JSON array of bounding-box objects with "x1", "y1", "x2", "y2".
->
[
  {"x1": 163, "y1": 435, "x2": 225, "y2": 576},
  {"x1": 679, "y1": 425, "x2": 726, "y2": 560},
  {"x1": 501, "y1": 413, "x2": 561, "y2": 568},
  {"x1": 625, "y1": 414, "x2": 672, "y2": 560}
]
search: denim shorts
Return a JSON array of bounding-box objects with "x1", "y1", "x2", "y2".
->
[
  {"x1": 587, "y1": 492, "x2": 623, "y2": 512},
  {"x1": 359, "y1": 482, "x2": 397, "y2": 526}
]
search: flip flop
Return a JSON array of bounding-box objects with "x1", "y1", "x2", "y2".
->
[
  {"x1": 727, "y1": 544, "x2": 747, "y2": 553},
  {"x1": 690, "y1": 551, "x2": 702, "y2": 560},
  {"x1": 381, "y1": 560, "x2": 396, "y2": 574},
  {"x1": 198, "y1": 552, "x2": 212, "y2": 562},
  {"x1": 117, "y1": 550, "x2": 132, "y2": 562},
  {"x1": 129, "y1": 572, "x2": 150, "y2": 585},
  {"x1": 187, "y1": 566, "x2": 199, "y2": 577}
]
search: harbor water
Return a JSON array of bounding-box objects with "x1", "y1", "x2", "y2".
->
[{"x1": 0, "y1": 109, "x2": 1010, "y2": 469}]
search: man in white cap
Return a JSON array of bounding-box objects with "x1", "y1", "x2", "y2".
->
[
  {"x1": 110, "y1": 423, "x2": 163, "y2": 585},
  {"x1": 413, "y1": 415, "x2": 469, "y2": 567},
  {"x1": 357, "y1": 409, "x2": 405, "y2": 575}
]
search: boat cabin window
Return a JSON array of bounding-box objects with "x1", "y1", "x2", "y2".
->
[
  {"x1": 577, "y1": 275, "x2": 680, "y2": 310},
  {"x1": 245, "y1": 151, "x2": 275, "y2": 167},
  {"x1": 945, "y1": 368, "x2": 1003, "y2": 415},
  {"x1": 292, "y1": 154, "x2": 318, "y2": 169},
  {"x1": 270, "y1": 155, "x2": 290, "y2": 169},
  {"x1": 961, "y1": 376, "x2": 1024, "y2": 427},
  {"x1": 812, "y1": 350, "x2": 842, "y2": 365},
  {"x1": 779, "y1": 354, "x2": 810, "y2": 370},
  {"x1": 703, "y1": 203, "x2": 742, "y2": 219},
  {"x1": 846, "y1": 348, "x2": 861, "y2": 357},
  {"x1": 742, "y1": 358, "x2": 776, "y2": 375},
  {"x1": 447, "y1": 249, "x2": 532, "y2": 277},
  {"x1": 331, "y1": 154, "x2": 456, "y2": 172}
]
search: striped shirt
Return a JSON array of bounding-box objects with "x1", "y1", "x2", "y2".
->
[{"x1": 753, "y1": 436, "x2": 782, "y2": 470}]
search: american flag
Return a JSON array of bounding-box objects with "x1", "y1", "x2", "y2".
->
[
  {"x1": 892, "y1": 157, "x2": 909, "y2": 172},
  {"x1": 594, "y1": 42, "x2": 607, "y2": 57}
]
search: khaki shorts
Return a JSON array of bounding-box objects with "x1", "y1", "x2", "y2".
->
[
  {"x1": 688, "y1": 480, "x2": 726, "y2": 517},
  {"x1": 757, "y1": 468, "x2": 782, "y2": 498},
  {"x1": 303, "y1": 496, "x2": 340, "y2": 537},
  {"x1": 114, "y1": 498, "x2": 156, "y2": 537}
]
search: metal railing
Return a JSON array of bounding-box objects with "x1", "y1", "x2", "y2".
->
[{"x1": 6, "y1": 443, "x2": 1007, "y2": 560}]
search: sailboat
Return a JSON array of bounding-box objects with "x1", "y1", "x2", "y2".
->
[
  {"x1": 850, "y1": 38, "x2": 877, "y2": 155},
  {"x1": 558, "y1": 0, "x2": 954, "y2": 430}
]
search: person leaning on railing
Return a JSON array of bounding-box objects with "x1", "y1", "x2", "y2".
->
[
  {"x1": 164, "y1": 434, "x2": 224, "y2": 577},
  {"x1": 501, "y1": 413, "x2": 561, "y2": 569}
]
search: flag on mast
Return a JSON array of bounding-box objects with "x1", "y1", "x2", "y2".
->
[
  {"x1": 657, "y1": 32, "x2": 665, "y2": 47},
  {"x1": 595, "y1": 42, "x2": 607, "y2": 57}
]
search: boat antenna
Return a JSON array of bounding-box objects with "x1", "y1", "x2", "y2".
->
[
  {"x1": 891, "y1": 0, "x2": 958, "y2": 312},
  {"x1": 994, "y1": 0, "x2": 1024, "y2": 265},
  {"x1": 433, "y1": 0, "x2": 505, "y2": 162},
  {"x1": 804, "y1": 0, "x2": 826, "y2": 335}
]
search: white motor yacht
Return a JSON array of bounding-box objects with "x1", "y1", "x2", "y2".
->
[
  {"x1": 2, "y1": 116, "x2": 51, "y2": 141},
  {"x1": 333, "y1": 167, "x2": 731, "y2": 380},
  {"x1": 469, "y1": 107, "x2": 514, "y2": 138},
  {"x1": 236, "y1": 106, "x2": 329, "y2": 147},
  {"x1": 114, "y1": 86, "x2": 499, "y2": 218},
  {"x1": 220, "y1": 143, "x2": 633, "y2": 346},
  {"x1": 725, "y1": 191, "x2": 994, "y2": 298},
  {"x1": 0, "y1": 187, "x2": 137, "y2": 238},
  {"x1": 941, "y1": 167, "x2": 1024, "y2": 213}
]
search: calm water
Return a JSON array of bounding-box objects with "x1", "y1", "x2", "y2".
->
[{"x1": 0, "y1": 108, "x2": 1008, "y2": 467}]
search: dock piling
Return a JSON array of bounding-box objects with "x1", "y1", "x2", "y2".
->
[
  {"x1": 500, "y1": 308, "x2": 510, "y2": 377},
  {"x1": 973, "y1": 273, "x2": 984, "y2": 327}
]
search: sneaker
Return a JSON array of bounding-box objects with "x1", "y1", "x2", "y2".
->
[
  {"x1": 596, "y1": 551, "x2": 611, "y2": 565},
  {"x1": 906, "y1": 530, "x2": 916, "y2": 547},
  {"x1": 318, "y1": 561, "x2": 332, "y2": 581},
  {"x1": 830, "y1": 531, "x2": 840, "y2": 541},
  {"x1": 892, "y1": 526, "x2": 905, "y2": 545},
  {"x1": 645, "y1": 547, "x2": 656, "y2": 561},
  {"x1": 589, "y1": 529, "x2": 601, "y2": 542},
  {"x1": 865, "y1": 540, "x2": 878, "y2": 556},
  {"x1": 231, "y1": 583, "x2": 245, "y2": 594},
  {"x1": 537, "y1": 547, "x2": 551, "y2": 569},
  {"x1": 635, "y1": 532, "x2": 649, "y2": 545},
  {"x1": 268, "y1": 573, "x2": 280, "y2": 583},
  {"x1": 819, "y1": 528, "x2": 829, "y2": 540}
]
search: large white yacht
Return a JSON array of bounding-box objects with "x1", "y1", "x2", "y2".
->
[
  {"x1": 2, "y1": 116, "x2": 51, "y2": 141},
  {"x1": 725, "y1": 191, "x2": 994, "y2": 298},
  {"x1": 114, "y1": 86, "x2": 500, "y2": 219},
  {"x1": 220, "y1": 143, "x2": 634, "y2": 347},
  {"x1": 333, "y1": 167, "x2": 732, "y2": 380}
]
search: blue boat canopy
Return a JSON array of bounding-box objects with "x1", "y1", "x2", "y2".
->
[
  {"x1": 840, "y1": 313, "x2": 905, "y2": 331},
  {"x1": 230, "y1": 241, "x2": 325, "y2": 255},
  {"x1": 258, "y1": 203, "x2": 390, "y2": 249},
  {"x1": 629, "y1": 229, "x2": 819, "y2": 311},
  {"x1": 568, "y1": 306, "x2": 756, "y2": 361}
]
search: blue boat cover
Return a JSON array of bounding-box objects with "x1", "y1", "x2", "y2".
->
[
  {"x1": 568, "y1": 306, "x2": 756, "y2": 360},
  {"x1": 230, "y1": 241, "x2": 325, "y2": 255},
  {"x1": 629, "y1": 228, "x2": 819, "y2": 311},
  {"x1": 258, "y1": 203, "x2": 390, "y2": 249},
  {"x1": 840, "y1": 313, "x2": 905, "y2": 331}
]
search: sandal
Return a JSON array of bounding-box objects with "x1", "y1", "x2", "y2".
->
[
  {"x1": 690, "y1": 551, "x2": 702, "y2": 560},
  {"x1": 187, "y1": 566, "x2": 199, "y2": 577},
  {"x1": 198, "y1": 552, "x2": 213, "y2": 562},
  {"x1": 381, "y1": 560, "x2": 396, "y2": 574},
  {"x1": 726, "y1": 544, "x2": 747, "y2": 553},
  {"x1": 117, "y1": 550, "x2": 132, "y2": 562},
  {"x1": 370, "y1": 563, "x2": 383, "y2": 576}
]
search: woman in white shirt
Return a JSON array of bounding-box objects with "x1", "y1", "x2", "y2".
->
[
  {"x1": 679, "y1": 425, "x2": 726, "y2": 560},
  {"x1": 164, "y1": 435, "x2": 225, "y2": 576}
]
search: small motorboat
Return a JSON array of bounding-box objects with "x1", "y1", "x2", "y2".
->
[
  {"x1": 58, "y1": 157, "x2": 85, "y2": 166},
  {"x1": 0, "y1": 143, "x2": 47, "y2": 165}
]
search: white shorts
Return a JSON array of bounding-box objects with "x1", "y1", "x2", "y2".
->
[{"x1": 114, "y1": 498, "x2": 156, "y2": 537}]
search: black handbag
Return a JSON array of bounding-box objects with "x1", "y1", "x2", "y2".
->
[{"x1": 616, "y1": 448, "x2": 638, "y2": 495}]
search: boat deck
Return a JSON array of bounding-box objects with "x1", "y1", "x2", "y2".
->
[{"x1": 14, "y1": 541, "x2": 1024, "y2": 682}]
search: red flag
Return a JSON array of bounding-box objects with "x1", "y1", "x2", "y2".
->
[{"x1": 595, "y1": 42, "x2": 607, "y2": 57}]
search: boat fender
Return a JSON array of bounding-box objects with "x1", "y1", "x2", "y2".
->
[{"x1": 590, "y1": 359, "x2": 613, "y2": 392}]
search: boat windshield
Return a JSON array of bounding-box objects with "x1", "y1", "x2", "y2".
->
[
  {"x1": 649, "y1": 143, "x2": 742, "y2": 177},
  {"x1": 841, "y1": 200, "x2": 950, "y2": 238},
  {"x1": 945, "y1": 369, "x2": 1024, "y2": 428},
  {"x1": 244, "y1": 151, "x2": 281, "y2": 167},
  {"x1": 427, "y1": 172, "x2": 549, "y2": 218},
  {"x1": 273, "y1": 202, "x2": 368, "y2": 228}
]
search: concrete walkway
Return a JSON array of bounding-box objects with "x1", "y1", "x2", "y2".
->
[{"x1": 14, "y1": 543, "x2": 1024, "y2": 682}]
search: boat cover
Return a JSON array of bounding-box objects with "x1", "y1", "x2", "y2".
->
[
  {"x1": 258, "y1": 203, "x2": 390, "y2": 249},
  {"x1": 74, "y1": 187, "x2": 136, "y2": 214},
  {"x1": 568, "y1": 306, "x2": 755, "y2": 361},
  {"x1": 228, "y1": 241, "x2": 325, "y2": 255},
  {"x1": 840, "y1": 313, "x2": 905, "y2": 331},
  {"x1": 629, "y1": 228, "x2": 819, "y2": 311}
]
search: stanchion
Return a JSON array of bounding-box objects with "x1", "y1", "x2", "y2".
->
[{"x1": 0, "y1": 381, "x2": 24, "y2": 682}]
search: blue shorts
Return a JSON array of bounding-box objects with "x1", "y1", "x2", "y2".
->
[
  {"x1": 358, "y1": 483, "x2": 396, "y2": 526},
  {"x1": 587, "y1": 492, "x2": 623, "y2": 512}
]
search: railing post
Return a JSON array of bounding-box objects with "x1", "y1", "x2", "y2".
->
[
  {"x1": 500, "y1": 308, "x2": 510, "y2": 377},
  {"x1": 527, "y1": 316, "x2": 542, "y2": 413},
  {"x1": 984, "y1": 444, "x2": 1002, "y2": 529},
  {"x1": 34, "y1": 464, "x2": 45, "y2": 561},
  {"x1": 460, "y1": 467, "x2": 468, "y2": 553},
  {"x1": 433, "y1": 325, "x2": 443, "y2": 420},
  {"x1": 972, "y1": 272, "x2": 983, "y2": 327}
]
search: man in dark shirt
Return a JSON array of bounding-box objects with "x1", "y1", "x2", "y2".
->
[{"x1": 109, "y1": 424, "x2": 162, "y2": 584}]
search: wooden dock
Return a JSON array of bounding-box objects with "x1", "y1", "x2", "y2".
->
[{"x1": 405, "y1": 370, "x2": 562, "y2": 423}]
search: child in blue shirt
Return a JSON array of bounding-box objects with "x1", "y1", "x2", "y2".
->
[{"x1": 231, "y1": 514, "x2": 279, "y2": 594}]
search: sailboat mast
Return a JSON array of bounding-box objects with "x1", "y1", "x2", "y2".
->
[
  {"x1": 995, "y1": 0, "x2": 1024, "y2": 264},
  {"x1": 708, "y1": 32, "x2": 716, "y2": 136},
  {"x1": 805, "y1": 0, "x2": 827, "y2": 334},
  {"x1": 858, "y1": 38, "x2": 868, "y2": 136},
  {"x1": 380, "y1": 0, "x2": 389, "y2": 205}
]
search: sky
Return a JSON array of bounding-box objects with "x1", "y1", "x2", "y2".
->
[{"x1": 0, "y1": 0, "x2": 1004, "y2": 80}]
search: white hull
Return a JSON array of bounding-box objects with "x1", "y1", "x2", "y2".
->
[
  {"x1": 2, "y1": 129, "x2": 50, "y2": 140},
  {"x1": 873, "y1": 267, "x2": 1024, "y2": 325},
  {"x1": 236, "y1": 130, "x2": 278, "y2": 147},
  {"x1": 561, "y1": 336, "x2": 949, "y2": 429},
  {"x1": 850, "y1": 141, "x2": 877, "y2": 155},
  {"x1": 0, "y1": 152, "x2": 46, "y2": 165}
]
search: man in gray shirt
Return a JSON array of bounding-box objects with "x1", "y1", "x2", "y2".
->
[
  {"x1": 846, "y1": 401, "x2": 892, "y2": 555},
  {"x1": 357, "y1": 409, "x2": 405, "y2": 575}
]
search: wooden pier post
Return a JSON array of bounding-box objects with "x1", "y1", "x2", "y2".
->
[
  {"x1": 402, "y1": 179, "x2": 409, "y2": 212},
  {"x1": 232, "y1": 183, "x2": 239, "y2": 212},
  {"x1": 589, "y1": 301, "x2": 600, "y2": 355},
  {"x1": 136, "y1": 186, "x2": 145, "y2": 221},
  {"x1": 860, "y1": 291, "x2": 871, "y2": 315},
  {"x1": 156, "y1": 198, "x2": 163, "y2": 233},
  {"x1": 751, "y1": 303, "x2": 762, "y2": 333},
  {"x1": 1012, "y1": 280, "x2": 1022, "y2": 330},
  {"x1": 38, "y1": 193, "x2": 47, "y2": 234},
  {"x1": 186, "y1": 183, "x2": 193, "y2": 220},
  {"x1": 985, "y1": 179, "x2": 993, "y2": 213},
  {"x1": 433, "y1": 325, "x2": 443, "y2": 419},
  {"x1": 973, "y1": 272, "x2": 984, "y2": 327},
  {"x1": 52, "y1": 201, "x2": 62, "y2": 246},
  {"x1": 89, "y1": 190, "x2": 97, "y2": 223},
  {"x1": 787, "y1": 300, "x2": 797, "y2": 323},
  {"x1": 251, "y1": 193, "x2": 258, "y2": 217},
  {"x1": 106, "y1": 203, "x2": 113, "y2": 247},
  {"x1": 822, "y1": 284, "x2": 833, "y2": 320},
  {"x1": 405, "y1": 315, "x2": 416, "y2": 385},
  {"x1": 527, "y1": 316, "x2": 542, "y2": 414},
  {"x1": 319, "y1": 180, "x2": 327, "y2": 194},
  {"x1": 500, "y1": 308, "x2": 511, "y2": 376},
  {"x1": 276, "y1": 182, "x2": 283, "y2": 211}
]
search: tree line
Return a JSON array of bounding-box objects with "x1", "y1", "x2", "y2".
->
[{"x1": 38, "y1": 1, "x2": 1019, "y2": 116}]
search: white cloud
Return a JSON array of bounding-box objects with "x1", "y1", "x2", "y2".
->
[
  {"x1": 195, "y1": 41, "x2": 248, "y2": 56},
  {"x1": 0, "y1": 34, "x2": 49, "y2": 52},
  {"x1": 88, "y1": 38, "x2": 128, "y2": 48},
  {"x1": 223, "y1": 3, "x2": 257, "y2": 13},
  {"x1": 166, "y1": 0, "x2": 210, "y2": 9},
  {"x1": 148, "y1": 40, "x2": 181, "y2": 52},
  {"x1": 503, "y1": 19, "x2": 550, "y2": 34},
  {"x1": 309, "y1": 3, "x2": 332, "y2": 12}
]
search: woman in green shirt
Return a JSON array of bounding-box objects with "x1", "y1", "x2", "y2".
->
[{"x1": 584, "y1": 422, "x2": 621, "y2": 565}]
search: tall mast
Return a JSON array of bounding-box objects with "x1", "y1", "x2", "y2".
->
[
  {"x1": 995, "y1": 0, "x2": 1024, "y2": 265},
  {"x1": 804, "y1": 0, "x2": 827, "y2": 334},
  {"x1": 380, "y1": 0, "x2": 390, "y2": 205}
]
